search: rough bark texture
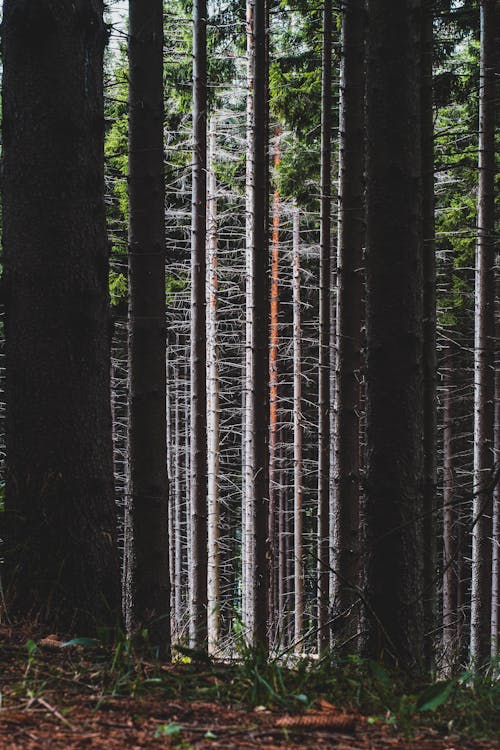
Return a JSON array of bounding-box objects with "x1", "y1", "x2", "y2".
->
[
  {"x1": 363, "y1": 0, "x2": 424, "y2": 672},
  {"x1": 2, "y1": 0, "x2": 121, "y2": 633},
  {"x1": 332, "y1": 0, "x2": 365, "y2": 653},
  {"x1": 292, "y1": 207, "x2": 304, "y2": 648},
  {"x1": 243, "y1": 0, "x2": 269, "y2": 648},
  {"x1": 492, "y1": 304, "x2": 500, "y2": 656},
  {"x1": 269, "y1": 129, "x2": 281, "y2": 643},
  {"x1": 421, "y1": 0, "x2": 437, "y2": 673},
  {"x1": 441, "y1": 341, "x2": 459, "y2": 674},
  {"x1": 207, "y1": 117, "x2": 220, "y2": 654},
  {"x1": 317, "y1": 0, "x2": 333, "y2": 655},
  {"x1": 470, "y1": 0, "x2": 496, "y2": 668},
  {"x1": 190, "y1": 0, "x2": 208, "y2": 650},
  {"x1": 127, "y1": 0, "x2": 170, "y2": 656}
]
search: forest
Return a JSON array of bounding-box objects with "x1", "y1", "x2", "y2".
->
[{"x1": 0, "y1": 0, "x2": 498, "y2": 748}]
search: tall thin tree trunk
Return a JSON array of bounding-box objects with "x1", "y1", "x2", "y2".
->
[
  {"x1": 278, "y1": 440, "x2": 288, "y2": 641},
  {"x1": 174, "y1": 354, "x2": 183, "y2": 639},
  {"x1": 190, "y1": 0, "x2": 208, "y2": 650},
  {"x1": 421, "y1": 1, "x2": 437, "y2": 672},
  {"x1": 470, "y1": 0, "x2": 496, "y2": 668},
  {"x1": 242, "y1": 0, "x2": 254, "y2": 634},
  {"x1": 207, "y1": 116, "x2": 220, "y2": 654},
  {"x1": 364, "y1": 0, "x2": 424, "y2": 672},
  {"x1": 332, "y1": 0, "x2": 365, "y2": 653},
  {"x1": 243, "y1": 0, "x2": 269, "y2": 648},
  {"x1": 166, "y1": 347, "x2": 175, "y2": 620},
  {"x1": 318, "y1": 0, "x2": 333, "y2": 654},
  {"x1": 442, "y1": 340, "x2": 460, "y2": 673},
  {"x1": 491, "y1": 309, "x2": 499, "y2": 655},
  {"x1": 2, "y1": 0, "x2": 121, "y2": 633},
  {"x1": 292, "y1": 206, "x2": 304, "y2": 648},
  {"x1": 127, "y1": 0, "x2": 170, "y2": 655},
  {"x1": 269, "y1": 128, "x2": 281, "y2": 643}
]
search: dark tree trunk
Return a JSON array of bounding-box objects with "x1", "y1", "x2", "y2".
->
[
  {"x1": 492, "y1": 298, "x2": 500, "y2": 654},
  {"x1": 2, "y1": 0, "x2": 121, "y2": 633},
  {"x1": 332, "y1": 0, "x2": 365, "y2": 653},
  {"x1": 127, "y1": 0, "x2": 170, "y2": 656},
  {"x1": 317, "y1": 0, "x2": 333, "y2": 655},
  {"x1": 243, "y1": 0, "x2": 269, "y2": 648},
  {"x1": 441, "y1": 340, "x2": 461, "y2": 673},
  {"x1": 363, "y1": 0, "x2": 424, "y2": 672},
  {"x1": 421, "y1": 0, "x2": 437, "y2": 673},
  {"x1": 189, "y1": 0, "x2": 208, "y2": 650},
  {"x1": 470, "y1": 0, "x2": 496, "y2": 668}
]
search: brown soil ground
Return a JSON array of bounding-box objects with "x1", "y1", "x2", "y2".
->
[{"x1": 0, "y1": 627, "x2": 498, "y2": 750}]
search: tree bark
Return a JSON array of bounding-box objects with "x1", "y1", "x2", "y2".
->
[
  {"x1": 363, "y1": 0, "x2": 424, "y2": 672},
  {"x1": 421, "y1": 0, "x2": 437, "y2": 673},
  {"x1": 441, "y1": 340, "x2": 460, "y2": 673},
  {"x1": 243, "y1": 0, "x2": 269, "y2": 648},
  {"x1": 292, "y1": 206, "x2": 304, "y2": 649},
  {"x1": 317, "y1": 0, "x2": 333, "y2": 655},
  {"x1": 207, "y1": 116, "x2": 221, "y2": 654},
  {"x1": 2, "y1": 0, "x2": 121, "y2": 633},
  {"x1": 332, "y1": 0, "x2": 365, "y2": 654},
  {"x1": 190, "y1": 0, "x2": 208, "y2": 650},
  {"x1": 127, "y1": 0, "x2": 170, "y2": 656},
  {"x1": 470, "y1": 0, "x2": 496, "y2": 668},
  {"x1": 269, "y1": 128, "x2": 281, "y2": 643}
]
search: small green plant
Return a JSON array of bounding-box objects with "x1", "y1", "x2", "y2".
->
[
  {"x1": 154, "y1": 721, "x2": 183, "y2": 738},
  {"x1": 154, "y1": 722, "x2": 193, "y2": 748}
]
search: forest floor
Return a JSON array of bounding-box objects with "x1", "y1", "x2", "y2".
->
[{"x1": 0, "y1": 627, "x2": 498, "y2": 750}]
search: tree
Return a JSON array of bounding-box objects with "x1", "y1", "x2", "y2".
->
[
  {"x1": 189, "y1": 0, "x2": 209, "y2": 650},
  {"x1": 207, "y1": 115, "x2": 221, "y2": 653},
  {"x1": 363, "y1": 0, "x2": 424, "y2": 672},
  {"x1": 2, "y1": 0, "x2": 121, "y2": 632},
  {"x1": 127, "y1": 0, "x2": 170, "y2": 655},
  {"x1": 292, "y1": 206, "x2": 304, "y2": 647},
  {"x1": 242, "y1": 0, "x2": 270, "y2": 648},
  {"x1": 317, "y1": 0, "x2": 333, "y2": 654},
  {"x1": 332, "y1": 0, "x2": 365, "y2": 653},
  {"x1": 269, "y1": 128, "x2": 281, "y2": 639},
  {"x1": 421, "y1": 0, "x2": 437, "y2": 672},
  {"x1": 470, "y1": 0, "x2": 496, "y2": 668}
]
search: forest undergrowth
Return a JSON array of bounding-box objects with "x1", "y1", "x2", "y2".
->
[{"x1": 0, "y1": 626, "x2": 498, "y2": 749}]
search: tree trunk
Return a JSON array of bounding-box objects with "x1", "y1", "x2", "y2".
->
[
  {"x1": 332, "y1": 0, "x2": 365, "y2": 654},
  {"x1": 442, "y1": 340, "x2": 460, "y2": 673},
  {"x1": 292, "y1": 206, "x2": 304, "y2": 649},
  {"x1": 207, "y1": 116, "x2": 221, "y2": 654},
  {"x1": 269, "y1": 128, "x2": 281, "y2": 644},
  {"x1": 127, "y1": 0, "x2": 170, "y2": 655},
  {"x1": 470, "y1": 0, "x2": 496, "y2": 668},
  {"x1": 491, "y1": 306, "x2": 500, "y2": 655},
  {"x1": 243, "y1": 0, "x2": 269, "y2": 648},
  {"x1": 421, "y1": 0, "x2": 437, "y2": 673},
  {"x1": 317, "y1": 0, "x2": 333, "y2": 654},
  {"x1": 363, "y1": 0, "x2": 424, "y2": 672},
  {"x1": 190, "y1": 0, "x2": 208, "y2": 650},
  {"x1": 2, "y1": 0, "x2": 121, "y2": 633},
  {"x1": 173, "y1": 352, "x2": 183, "y2": 640}
]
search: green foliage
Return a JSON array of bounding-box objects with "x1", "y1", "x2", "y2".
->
[
  {"x1": 274, "y1": 135, "x2": 320, "y2": 208},
  {"x1": 61, "y1": 637, "x2": 100, "y2": 649},
  {"x1": 109, "y1": 272, "x2": 127, "y2": 307},
  {"x1": 166, "y1": 275, "x2": 188, "y2": 305},
  {"x1": 154, "y1": 721, "x2": 183, "y2": 738},
  {"x1": 269, "y1": 63, "x2": 321, "y2": 137}
]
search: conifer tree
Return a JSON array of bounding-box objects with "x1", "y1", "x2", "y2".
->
[{"x1": 2, "y1": 0, "x2": 121, "y2": 632}]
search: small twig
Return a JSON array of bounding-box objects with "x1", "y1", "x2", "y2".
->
[{"x1": 35, "y1": 696, "x2": 74, "y2": 730}]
